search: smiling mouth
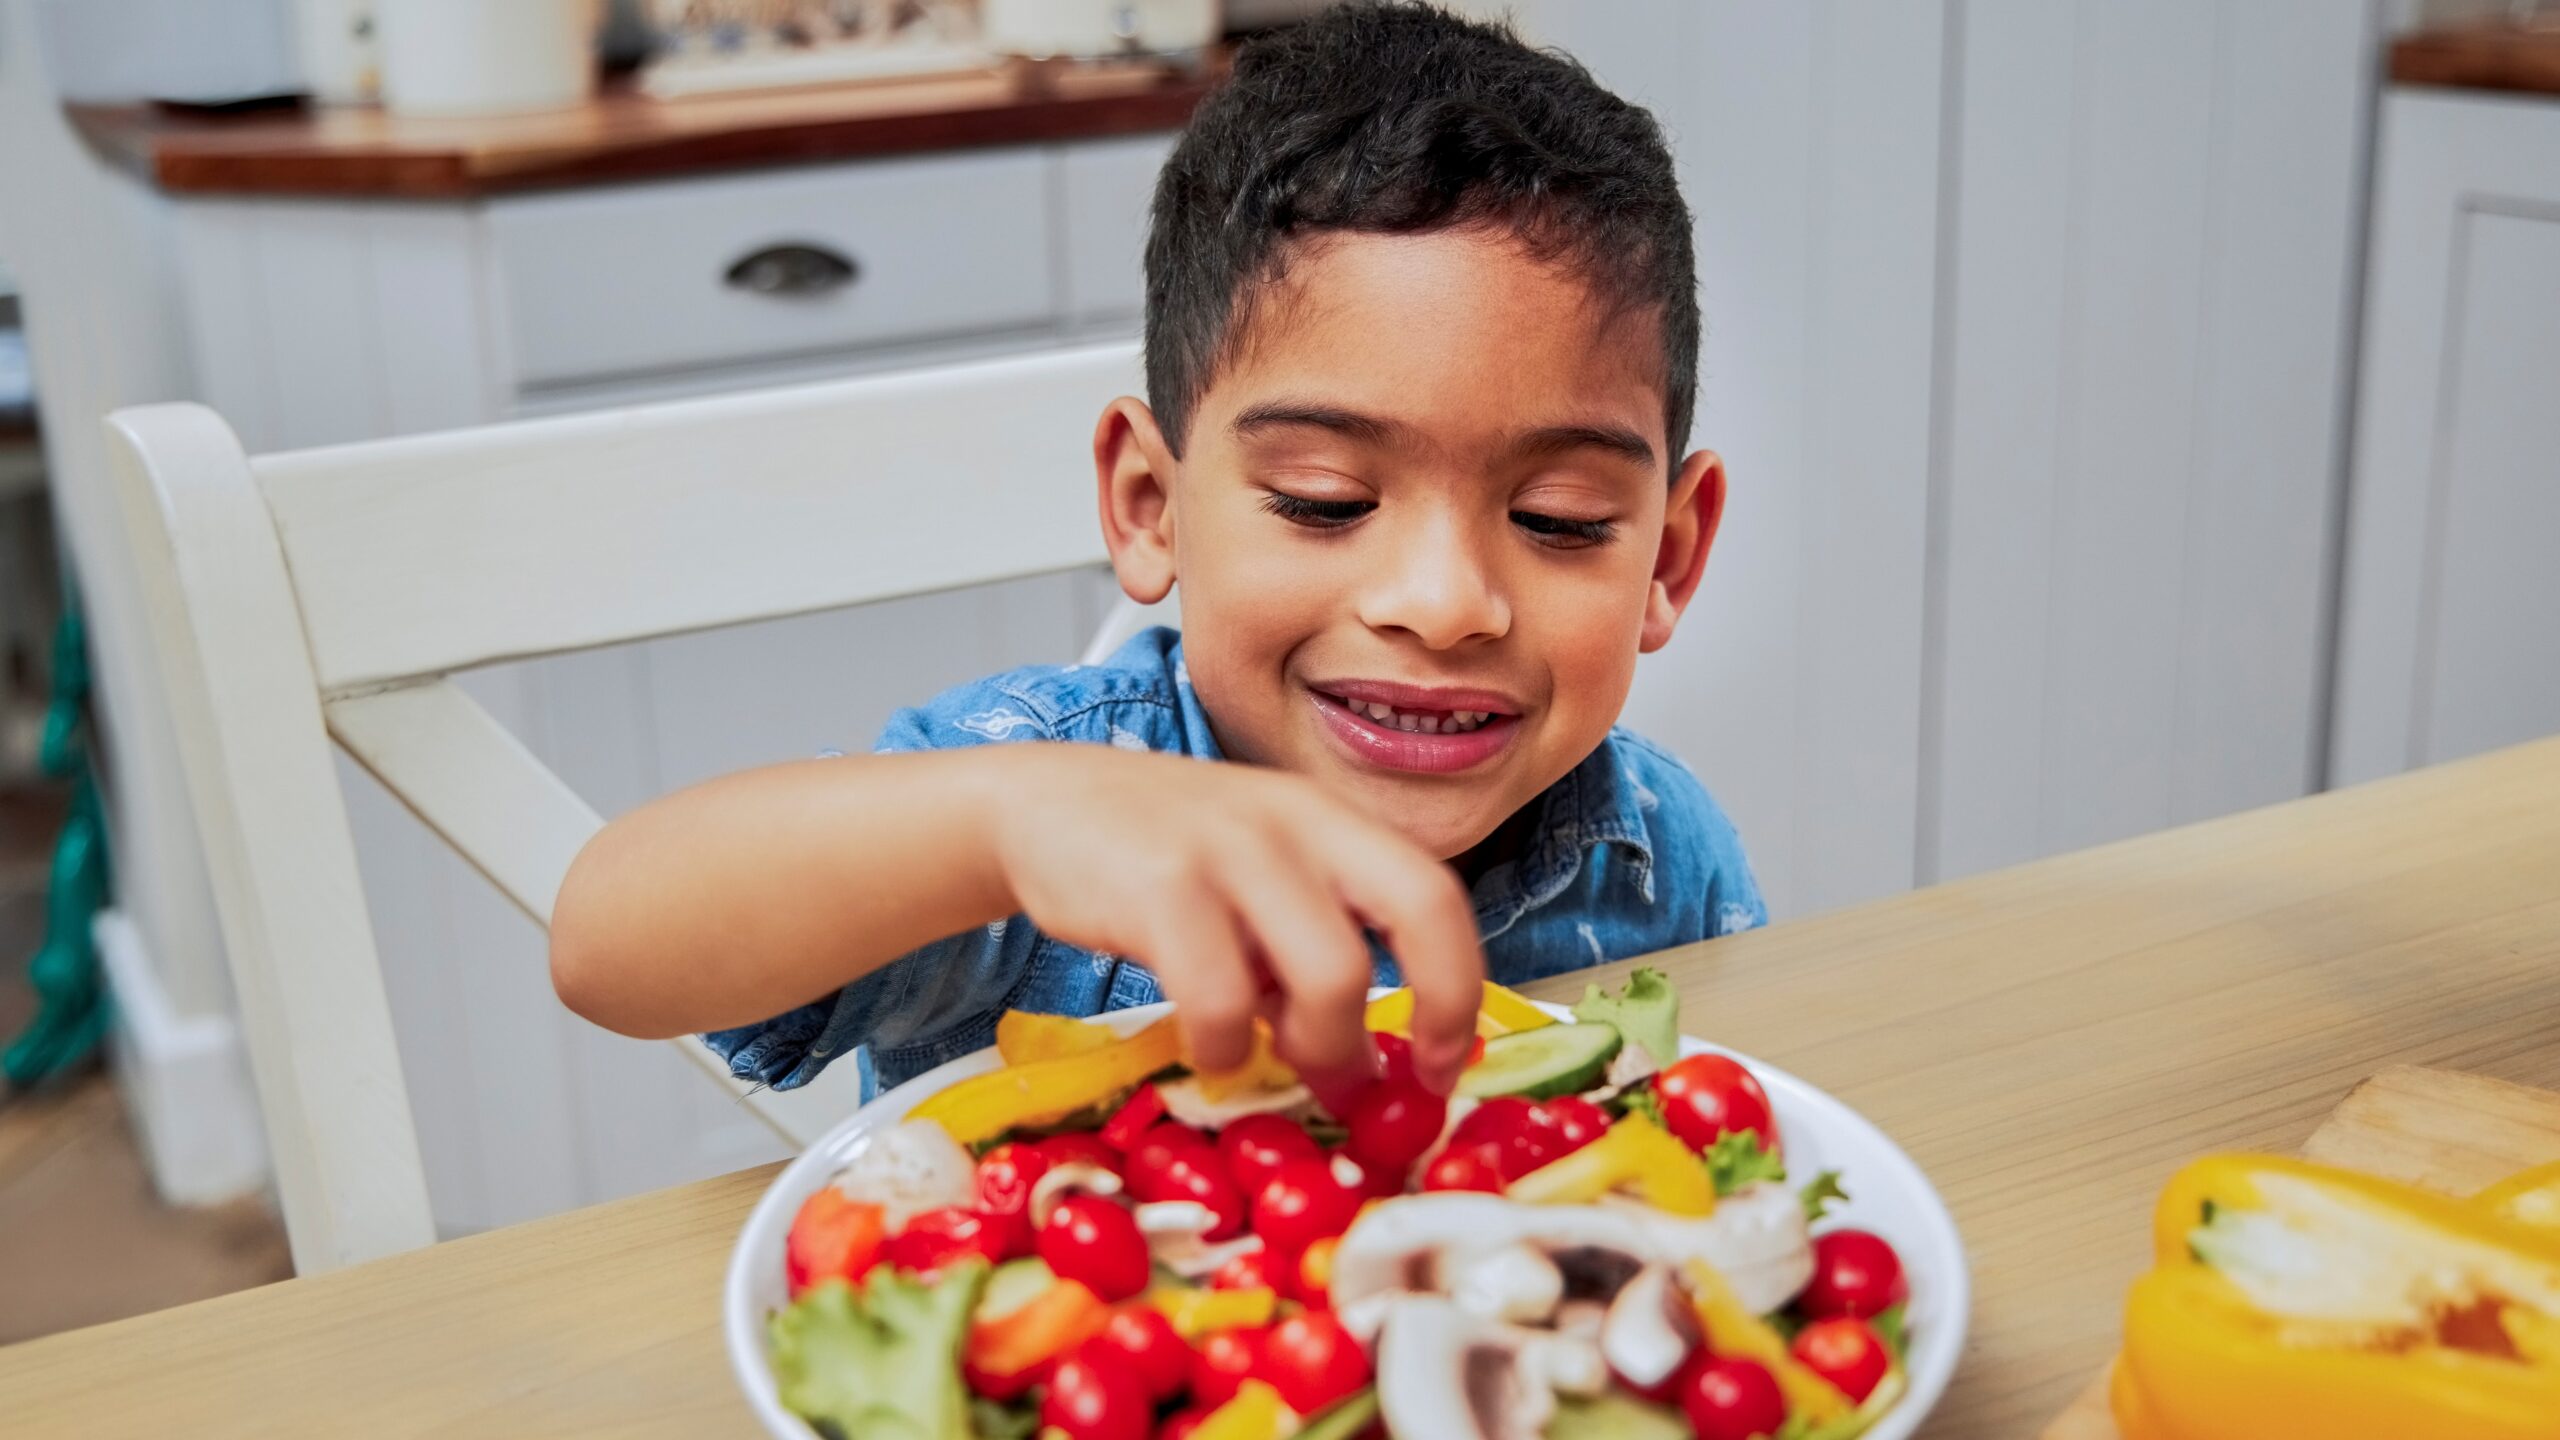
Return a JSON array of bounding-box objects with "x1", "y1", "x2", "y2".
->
[{"x1": 1313, "y1": 690, "x2": 1512, "y2": 735}]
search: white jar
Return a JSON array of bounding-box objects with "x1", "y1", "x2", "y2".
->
[{"x1": 377, "y1": 0, "x2": 598, "y2": 117}]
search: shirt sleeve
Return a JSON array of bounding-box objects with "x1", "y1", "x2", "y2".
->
[{"x1": 698, "y1": 688, "x2": 1056, "y2": 1090}]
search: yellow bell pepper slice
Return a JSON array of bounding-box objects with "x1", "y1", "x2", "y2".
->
[
  {"x1": 1682, "y1": 1260, "x2": 1853, "y2": 1423},
  {"x1": 1147, "y1": 1285, "x2": 1278, "y2": 1339},
  {"x1": 2114, "y1": 1153, "x2": 2560, "y2": 1440},
  {"x1": 1363, "y1": 982, "x2": 1555, "y2": 1037},
  {"x1": 1194, "y1": 1019, "x2": 1300, "y2": 1101},
  {"x1": 1506, "y1": 1115, "x2": 1715, "y2": 1217},
  {"x1": 908, "y1": 1017, "x2": 1181, "y2": 1144},
  {"x1": 992, "y1": 1009, "x2": 1118, "y2": 1066},
  {"x1": 2477, "y1": 1160, "x2": 2560, "y2": 1232},
  {"x1": 1190, "y1": 1380, "x2": 1289, "y2": 1440}
]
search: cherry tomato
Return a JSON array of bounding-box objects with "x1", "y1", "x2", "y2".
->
[
  {"x1": 1210, "y1": 1243, "x2": 1288, "y2": 1293},
  {"x1": 1037, "y1": 1132, "x2": 1126, "y2": 1175},
  {"x1": 1801, "y1": 1229, "x2": 1908, "y2": 1319},
  {"x1": 1651, "y1": 1053, "x2": 1780, "y2": 1156},
  {"x1": 1154, "y1": 1407, "x2": 1215, "y2": 1440},
  {"x1": 1041, "y1": 1347, "x2": 1152, "y2": 1440},
  {"x1": 1100, "y1": 1084, "x2": 1171, "y2": 1152},
  {"x1": 1420, "y1": 1142, "x2": 1507, "y2": 1194},
  {"x1": 1538, "y1": 1095, "x2": 1612, "y2": 1154},
  {"x1": 1188, "y1": 1326, "x2": 1264, "y2": 1410},
  {"x1": 1038, "y1": 1193, "x2": 1152, "y2": 1302},
  {"x1": 1087, "y1": 1305, "x2": 1191, "y2": 1402},
  {"x1": 1252, "y1": 1155, "x2": 1366, "y2": 1254},
  {"x1": 1343, "y1": 1077, "x2": 1448, "y2": 1177},
  {"x1": 975, "y1": 1142, "x2": 1052, "y2": 1220},
  {"x1": 1126, "y1": 1130, "x2": 1248, "y2": 1240},
  {"x1": 878, "y1": 1206, "x2": 1007, "y2": 1277},
  {"x1": 1371, "y1": 1031, "x2": 1417, "y2": 1083},
  {"x1": 1252, "y1": 1309, "x2": 1372, "y2": 1416},
  {"x1": 1681, "y1": 1356, "x2": 1789, "y2": 1440},
  {"x1": 1792, "y1": 1316, "x2": 1893, "y2": 1403},
  {"x1": 784, "y1": 1188, "x2": 887, "y2": 1295},
  {"x1": 1216, "y1": 1114, "x2": 1324, "y2": 1199}
]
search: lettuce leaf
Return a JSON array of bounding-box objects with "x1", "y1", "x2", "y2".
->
[
  {"x1": 1800, "y1": 1170, "x2": 1849, "y2": 1224},
  {"x1": 769, "y1": 1261, "x2": 987, "y2": 1440},
  {"x1": 1705, "y1": 1129, "x2": 1787, "y2": 1196},
  {"x1": 1570, "y1": 966, "x2": 1680, "y2": 1073}
]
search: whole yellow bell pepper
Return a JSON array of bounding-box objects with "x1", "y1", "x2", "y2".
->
[
  {"x1": 907, "y1": 1017, "x2": 1182, "y2": 1144},
  {"x1": 2113, "y1": 1154, "x2": 2560, "y2": 1440},
  {"x1": 2479, "y1": 1160, "x2": 2560, "y2": 1232}
]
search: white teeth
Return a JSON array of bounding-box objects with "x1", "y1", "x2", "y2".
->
[{"x1": 1330, "y1": 693, "x2": 1505, "y2": 735}]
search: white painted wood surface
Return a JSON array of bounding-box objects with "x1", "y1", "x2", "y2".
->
[
  {"x1": 488, "y1": 148, "x2": 1057, "y2": 389},
  {"x1": 1528, "y1": 0, "x2": 1946, "y2": 920},
  {"x1": 1924, "y1": 0, "x2": 2376, "y2": 882},
  {"x1": 2334, "y1": 92, "x2": 2560, "y2": 783},
  {"x1": 106, "y1": 344, "x2": 1143, "y2": 1269}
]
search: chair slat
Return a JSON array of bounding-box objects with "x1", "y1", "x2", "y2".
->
[{"x1": 259, "y1": 343, "x2": 1138, "y2": 695}]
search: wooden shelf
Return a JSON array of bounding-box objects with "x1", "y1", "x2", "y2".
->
[
  {"x1": 67, "y1": 60, "x2": 1217, "y2": 200},
  {"x1": 2391, "y1": 21, "x2": 2560, "y2": 99}
]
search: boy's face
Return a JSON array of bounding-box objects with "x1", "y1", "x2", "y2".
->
[{"x1": 1099, "y1": 228, "x2": 1723, "y2": 861}]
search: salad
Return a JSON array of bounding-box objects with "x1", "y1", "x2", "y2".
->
[{"x1": 765, "y1": 970, "x2": 1916, "y2": 1440}]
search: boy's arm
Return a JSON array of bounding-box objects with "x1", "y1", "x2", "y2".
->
[
  {"x1": 549, "y1": 749, "x2": 1019, "y2": 1042},
  {"x1": 548, "y1": 743, "x2": 1487, "y2": 1095}
]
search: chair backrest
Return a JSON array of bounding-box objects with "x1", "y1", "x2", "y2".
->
[{"x1": 105, "y1": 342, "x2": 1145, "y2": 1273}]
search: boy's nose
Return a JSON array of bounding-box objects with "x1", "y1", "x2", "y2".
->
[{"x1": 1357, "y1": 522, "x2": 1511, "y2": 650}]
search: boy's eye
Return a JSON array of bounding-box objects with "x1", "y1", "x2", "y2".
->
[
  {"x1": 1262, "y1": 493, "x2": 1375, "y2": 528},
  {"x1": 1512, "y1": 511, "x2": 1617, "y2": 548}
]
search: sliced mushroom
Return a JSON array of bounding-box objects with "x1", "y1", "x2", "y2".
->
[
  {"x1": 1155, "y1": 1074, "x2": 1314, "y2": 1130},
  {"x1": 1331, "y1": 1188, "x2": 1817, "y2": 1317},
  {"x1": 1135, "y1": 1202, "x2": 1267, "y2": 1280},
  {"x1": 1375, "y1": 1296, "x2": 1606, "y2": 1440},
  {"x1": 1615, "y1": 1180, "x2": 1814, "y2": 1314},
  {"x1": 830, "y1": 1120, "x2": 980, "y2": 1229},
  {"x1": 1451, "y1": 1242, "x2": 1565, "y2": 1325},
  {"x1": 1598, "y1": 1263, "x2": 1703, "y2": 1389},
  {"x1": 1603, "y1": 1040, "x2": 1663, "y2": 1089},
  {"x1": 1027, "y1": 1161, "x2": 1123, "y2": 1226}
]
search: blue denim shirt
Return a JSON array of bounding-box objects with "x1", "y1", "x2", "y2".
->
[{"x1": 705, "y1": 628, "x2": 1766, "y2": 1098}]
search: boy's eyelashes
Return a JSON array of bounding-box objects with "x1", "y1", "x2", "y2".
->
[{"x1": 1258, "y1": 491, "x2": 1619, "y2": 548}]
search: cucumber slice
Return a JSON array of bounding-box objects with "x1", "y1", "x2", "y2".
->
[
  {"x1": 1296, "y1": 1388, "x2": 1379, "y2": 1440},
  {"x1": 974, "y1": 1257, "x2": 1056, "y2": 1323},
  {"x1": 1545, "y1": 1392, "x2": 1693, "y2": 1440},
  {"x1": 1456, "y1": 1020, "x2": 1622, "y2": 1100}
]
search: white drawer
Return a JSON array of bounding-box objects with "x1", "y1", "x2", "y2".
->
[{"x1": 488, "y1": 148, "x2": 1058, "y2": 388}]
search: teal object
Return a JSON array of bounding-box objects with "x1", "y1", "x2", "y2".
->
[{"x1": 3, "y1": 593, "x2": 111, "y2": 1090}]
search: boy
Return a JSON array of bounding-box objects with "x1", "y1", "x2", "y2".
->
[{"x1": 549, "y1": 2, "x2": 1762, "y2": 1107}]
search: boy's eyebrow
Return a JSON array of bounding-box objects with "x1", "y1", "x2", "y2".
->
[
  {"x1": 1512, "y1": 423, "x2": 1657, "y2": 470},
  {"x1": 1229, "y1": 403, "x2": 1657, "y2": 470},
  {"x1": 1228, "y1": 401, "x2": 1403, "y2": 447}
]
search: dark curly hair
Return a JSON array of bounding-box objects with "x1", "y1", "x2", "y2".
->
[{"x1": 1144, "y1": 2, "x2": 1698, "y2": 464}]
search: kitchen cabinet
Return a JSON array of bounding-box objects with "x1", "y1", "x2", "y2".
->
[{"x1": 2333, "y1": 88, "x2": 2560, "y2": 785}]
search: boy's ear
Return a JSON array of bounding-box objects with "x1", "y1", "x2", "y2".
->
[
  {"x1": 1641, "y1": 448, "x2": 1727, "y2": 654},
  {"x1": 1093, "y1": 397, "x2": 1180, "y2": 604}
]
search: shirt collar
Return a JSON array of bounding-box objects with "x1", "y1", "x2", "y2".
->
[
  {"x1": 1163, "y1": 636, "x2": 1227, "y2": 762},
  {"x1": 1474, "y1": 733, "x2": 1658, "y2": 937}
]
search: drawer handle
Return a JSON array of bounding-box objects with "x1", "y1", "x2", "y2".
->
[{"x1": 724, "y1": 243, "x2": 860, "y2": 296}]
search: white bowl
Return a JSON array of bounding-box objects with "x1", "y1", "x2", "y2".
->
[{"x1": 725, "y1": 1001, "x2": 1970, "y2": 1438}]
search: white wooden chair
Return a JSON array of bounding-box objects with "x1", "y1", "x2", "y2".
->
[{"x1": 104, "y1": 342, "x2": 1151, "y2": 1274}]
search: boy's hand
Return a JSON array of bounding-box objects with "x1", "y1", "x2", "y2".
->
[{"x1": 983, "y1": 747, "x2": 1485, "y2": 1099}]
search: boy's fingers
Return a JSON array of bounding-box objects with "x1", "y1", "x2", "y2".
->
[
  {"x1": 1215, "y1": 845, "x2": 1377, "y2": 1097},
  {"x1": 1145, "y1": 899, "x2": 1259, "y2": 1073},
  {"x1": 1339, "y1": 847, "x2": 1483, "y2": 1094}
]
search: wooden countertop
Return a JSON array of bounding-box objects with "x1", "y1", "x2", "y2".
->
[
  {"x1": 2391, "y1": 20, "x2": 2560, "y2": 99},
  {"x1": 66, "y1": 59, "x2": 1215, "y2": 199},
  {"x1": 7, "y1": 735, "x2": 2560, "y2": 1437}
]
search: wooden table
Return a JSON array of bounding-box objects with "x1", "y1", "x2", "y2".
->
[{"x1": 7, "y1": 737, "x2": 2560, "y2": 1437}]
